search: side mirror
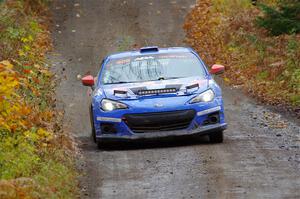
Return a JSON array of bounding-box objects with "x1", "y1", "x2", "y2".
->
[
  {"x1": 210, "y1": 64, "x2": 225, "y2": 75},
  {"x1": 82, "y1": 75, "x2": 95, "y2": 86}
]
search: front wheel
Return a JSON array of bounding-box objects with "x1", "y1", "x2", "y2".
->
[
  {"x1": 91, "y1": 123, "x2": 96, "y2": 143},
  {"x1": 90, "y1": 105, "x2": 96, "y2": 143},
  {"x1": 97, "y1": 140, "x2": 110, "y2": 149},
  {"x1": 209, "y1": 131, "x2": 223, "y2": 143}
]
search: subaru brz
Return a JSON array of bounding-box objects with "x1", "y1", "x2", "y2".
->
[{"x1": 82, "y1": 47, "x2": 227, "y2": 147}]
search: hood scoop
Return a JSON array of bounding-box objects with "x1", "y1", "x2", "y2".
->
[
  {"x1": 185, "y1": 83, "x2": 199, "y2": 93},
  {"x1": 113, "y1": 89, "x2": 128, "y2": 98}
]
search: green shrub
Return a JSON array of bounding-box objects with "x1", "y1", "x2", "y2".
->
[{"x1": 256, "y1": 0, "x2": 300, "y2": 35}]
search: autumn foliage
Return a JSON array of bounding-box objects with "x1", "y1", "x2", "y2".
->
[
  {"x1": 0, "y1": 1, "x2": 78, "y2": 198},
  {"x1": 184, "y1": 0, "x2": 300, "y2": 112}
]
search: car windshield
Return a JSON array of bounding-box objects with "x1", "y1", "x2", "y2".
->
[{"x1": 101, "y1": 52, "x2": 206, "y2": 84}]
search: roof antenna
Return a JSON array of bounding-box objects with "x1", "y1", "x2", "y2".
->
[{"x1": 145, "y1": 40, "x2": 149, "y2": 47}]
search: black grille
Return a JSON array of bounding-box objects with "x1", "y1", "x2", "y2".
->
[{"x1": 123, "y1": 110, "x2": 195, "y2": 133}]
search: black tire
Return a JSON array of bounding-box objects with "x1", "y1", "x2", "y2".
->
[
  {"x1": 97, "y1": 140, "x2": 109, "y2": 149},
  {"x1": 209, "y1": 131, "x2": 223, "y2": 143},
  {"x1": 90, "y1": 105, "x2": 96, "y2": 143},
  {"x1": 91, "y1": 122, "x2": 96, "y2": 143},
  {"x1": 97, "y1": 140, "x2": 103, "y2": 149}
]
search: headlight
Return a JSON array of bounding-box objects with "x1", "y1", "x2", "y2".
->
[
  {"x1": 190, "y1": 89, "x2": 215, "y2": 103},
  {"x1": 101, "y1": 99, "x2": 128, "y2": 111}
]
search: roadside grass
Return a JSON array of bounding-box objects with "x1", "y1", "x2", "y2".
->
[
  {"x1": 0, "y1": 0, "x2": 78, "y2": 198},
  {"x1": 184, "y1": 0, "x2": 300, "y2": 110}
]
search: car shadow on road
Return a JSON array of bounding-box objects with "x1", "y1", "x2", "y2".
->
[{"x1": 78, "y1": 135, "x2": 216, "y2": 152}]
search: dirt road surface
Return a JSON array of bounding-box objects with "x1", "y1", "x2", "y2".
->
[{"x1": 49, "y1": 1, "x2": 300, "y2": 198}]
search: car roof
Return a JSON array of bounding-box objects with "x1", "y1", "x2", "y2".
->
[{"x1": 107, "y1": 47, "x2": 193, "y2": 60}]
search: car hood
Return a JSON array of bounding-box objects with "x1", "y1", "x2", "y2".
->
[{"x1": 100, "y1": 76, "x2": 209, "y2": 100}]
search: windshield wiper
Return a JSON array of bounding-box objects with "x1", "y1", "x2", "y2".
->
[
  {"x1": 106, "y1": 81, "x2": 132, "y2": 84},
  {"x1": 106, "y1": 77, "x2": 183, "y2": 84},
  {"x1": 157, "y1": 76, "x2": 182, "y2": 80}
]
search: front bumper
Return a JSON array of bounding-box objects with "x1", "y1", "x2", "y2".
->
[
  {"x1": 96, "y1": 123, "x2": 227, "y2": 141},
  {"x1": 92, "y1": 97, "x2": 226, "y2": 141}
]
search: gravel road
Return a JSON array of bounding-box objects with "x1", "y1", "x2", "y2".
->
[{"x1": 50, "y1": 0, "x2": 300, "y2": 198}]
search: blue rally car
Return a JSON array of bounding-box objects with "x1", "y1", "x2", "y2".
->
[{"x1": 82, "y1": 47, "x2": 227, "y2": 147}]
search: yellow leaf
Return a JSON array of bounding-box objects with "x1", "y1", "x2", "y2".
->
[
  {"x1": 18, "y1": 50, "x2": 25, "y2": 56},
  {"x1": 224, "y1": 77, "x2": 230, "y2": 83},
  {"x1": 0, "y1": 60, "x2": 13, "y2": 69}
]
